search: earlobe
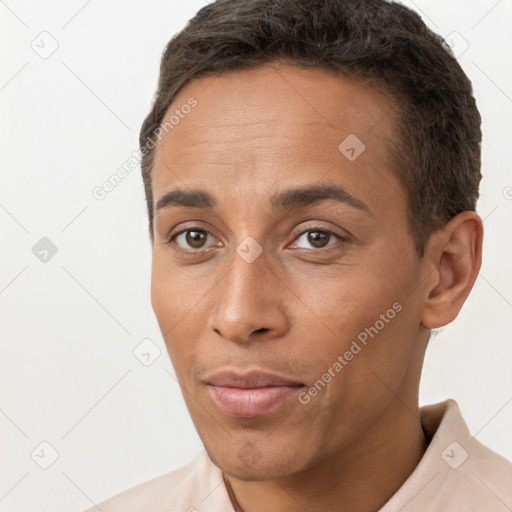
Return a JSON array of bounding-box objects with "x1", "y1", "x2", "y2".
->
[{"x1": 421, "y1": 212, "x2": 483, "y2": 329}]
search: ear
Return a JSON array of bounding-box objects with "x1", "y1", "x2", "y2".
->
[{"x1": 421, "y1": 211, "x2": 483, "y2": 329}]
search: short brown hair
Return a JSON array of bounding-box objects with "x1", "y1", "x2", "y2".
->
[{"x1": 139, "y1": 0, "x2": 482, "y2": 255}]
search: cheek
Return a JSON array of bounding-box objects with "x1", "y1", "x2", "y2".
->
[
  {"x1": 292, "y1": 266, "x2": 400, "y2": 341},
  {"x1": 291, "y1": 270, "x2": 419, "y2": 445},
  {"x1": 150, "y1": 258, "x2": 174, "y2": 330},
  {"x1": 150, "y1": 255, "x2": 203, "y2": 368},
  {"x1": 292, "y1": 250, "x2": 419, "y2": 378},
  {"x1": 150, "y1": 250, "x2": 201, "y2": 327}
]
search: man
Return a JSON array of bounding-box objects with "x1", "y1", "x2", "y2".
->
[{"x1": 86, "y1": 0, "x2": 512, "y2": 510}]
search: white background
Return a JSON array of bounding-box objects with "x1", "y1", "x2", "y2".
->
[{"x1": 1, "y1": 1, "x2": 511, "y2": 511}]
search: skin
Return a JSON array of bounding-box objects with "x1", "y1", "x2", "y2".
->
[{"x1": 149, "y1": 63, "x2": 483, "y2": 512}]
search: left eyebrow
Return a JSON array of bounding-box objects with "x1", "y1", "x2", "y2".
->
[
  {"x1": 269, "y1": 183, "x2": 371, "y2": 214},
  {"x1": 155, "y1": 183, "x2": 371, "y2": 215}
]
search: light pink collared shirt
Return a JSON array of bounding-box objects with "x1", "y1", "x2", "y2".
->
[{"x1": 85, "y1": 399, "x2": 512, "y2": 511}]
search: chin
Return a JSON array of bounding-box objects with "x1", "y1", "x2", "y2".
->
[{"x1": 205, "y1": 440, "x2": 307, "y2": 481}]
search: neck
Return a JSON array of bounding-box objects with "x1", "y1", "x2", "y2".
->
[{"x1": 224, "y1": 398, "x2": 428, "y2": 512}]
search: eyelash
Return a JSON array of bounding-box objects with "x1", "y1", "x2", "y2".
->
[{"x1": 165, "y1": 226, "x2": 348, "y2": 255}]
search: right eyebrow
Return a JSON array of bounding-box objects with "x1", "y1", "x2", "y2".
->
[{"x1": 155, "y1": 188, "x2": 215, "y2": 212}]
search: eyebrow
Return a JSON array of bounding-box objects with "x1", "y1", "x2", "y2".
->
[{"x1": 155, "y1": 183, "x2": 371, "y2": 215}]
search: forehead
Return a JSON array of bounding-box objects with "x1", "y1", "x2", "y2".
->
[{"x1": 151, "y1": 63, "x2": 405, "y2": 218}]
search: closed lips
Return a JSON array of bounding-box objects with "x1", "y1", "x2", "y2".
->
[
  {"x1": 205, "y1": 370, "x2": 305, "y2": 417},
  {"x1": 205, "y1": 370, "x2": 305, "y2": 388}
]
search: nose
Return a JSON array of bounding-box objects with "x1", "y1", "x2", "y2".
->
[{"x1": 207, "y1": 244, "x2": 289, "y2": 345}]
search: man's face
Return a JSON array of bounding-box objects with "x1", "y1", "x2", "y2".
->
[{"x1": 150, "y1": 64, "x2": 430, "y2": 480}]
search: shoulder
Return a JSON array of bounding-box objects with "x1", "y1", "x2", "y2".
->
[
  {"x1": 83, "y1": 450, "x2": 233, "y2": 512},
  {"x1": 450, "y1": 420, "x2": 512, "y2": 508},
  {"x1": 433, "y1": 429, "x2": 512, "y2": 511},
  {"x1": 381, "y1": 399, "x2": 512, "y2": 512}
]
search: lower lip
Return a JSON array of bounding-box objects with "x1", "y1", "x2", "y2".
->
[{"x1": 207, "y1": 385, "x2": 303, "y2": 417}]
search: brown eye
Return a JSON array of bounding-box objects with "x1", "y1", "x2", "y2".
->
[
  {"x1": 307, "y1": 231, "x2": 330, "y2": 248},
  {"x1": 293, "y1": 229, "x2": 342, "y2": 251},
  {"x1": 169, "y1": 229, "x2": 217, "y2": 251},
  {"x1": 185, "y1": 230, "x2": 207, "y2": 249}
]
